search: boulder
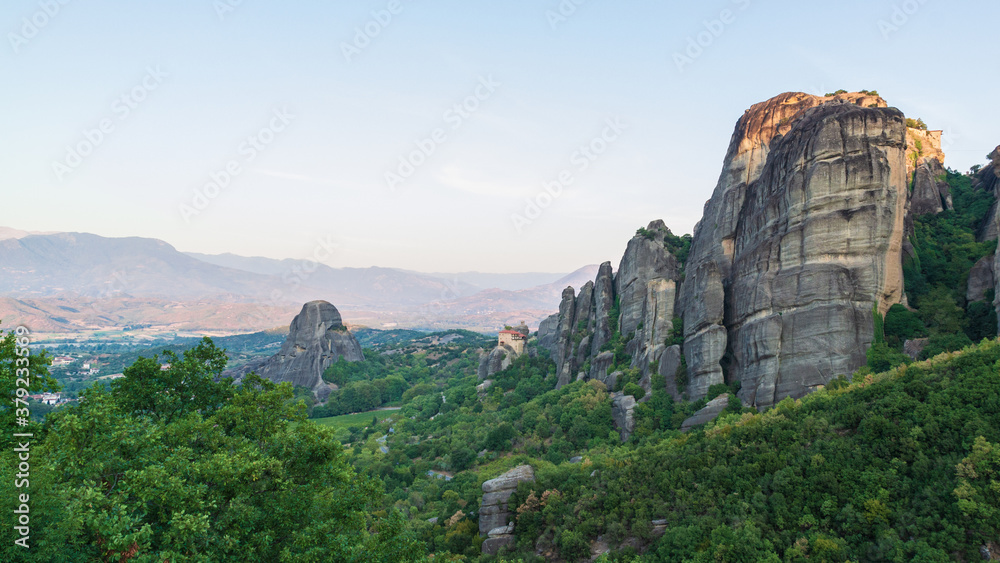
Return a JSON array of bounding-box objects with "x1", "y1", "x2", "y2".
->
[
  {"x1": 968, "y1": 255, "x2": 995, "y2": 303},
  {"x1": 479, "y1": 465, "x2": 535, "y2": 555},
  {"x1": 227, "y1": 300, "x2": 362, "y2": 400},
  {"x1": 681, "y1": 395, "x2": 730, "y2": 431},
  {"x1": 903, "y1": 338, "x2": 929, "y2": 361}
]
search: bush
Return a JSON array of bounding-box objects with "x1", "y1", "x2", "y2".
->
[
  {"x1": 866, "y1": 342, "x2": 911, "y2": 373},
  {"x1": 919, "y1": 332, "x2": 973, "y2": 360},
  {"x1": 884, "y1": 304, "x2": 926, "y2": 343},
  {"x1": 622, "y1": 382, "x2": 645, "y2": 401}
]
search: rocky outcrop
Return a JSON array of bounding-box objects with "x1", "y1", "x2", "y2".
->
[
  {"x1": 478, "y1": 345, "x2": 513, "y2": 380},
  {"x1": 590, "y1": 263, "x2": 615, "y2": 357},
  {"x1": 616, "y1": 221, "x2": 682, "y2": 381},
  {"x1": 658, "y1": 345, "x2": 683, "y2": 401},
  {"x1": 905, "y1": 128, "x2": 950, "y2": 217},
  {"x1": 968, "y1": 255, "x2": 995, "y2": 303},
  {"x1": 610, "y1": 392, "x2": 636, "y2": 440},
  {"x1": 976, "y1": 147, "x2": 1000, "y2": 241},
  {"x1": 679, "y1": 91, "x2": 908, "y2": 409},
  {"x1": 227, "y1": 300, "x2": 363, "y2": 401},
  {"x1": 680, "y1": 395, "x2": 730, "y2": 432},
  {"x1": 480, "y1": 465, "x2": 535, "y2": 555},
  {"x1": 903, "y1": 338, "x2": 929, "y2": 361}
]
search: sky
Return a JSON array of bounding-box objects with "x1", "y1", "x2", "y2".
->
[{"x1": 2, "y1": 0, "x2": 998, "y2": 273}]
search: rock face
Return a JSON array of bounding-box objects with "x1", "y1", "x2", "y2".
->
[
  {"x1": 905, "y1": 128, "x2": 951, "y2": 217},
  {"x1": 480, "y1": 465, "x2": 535, "y2": 555},
  {"x1": 231, "y1": 300, "x2": 363, "y2": 401},
  {"x1": 610, "y1": 392, "x2": 637, "y2": 440},
  {"x1": 968, "y1": 255, "x2": 995, "y2": 303},
  {"x1": 538, "y1": 222, "x2": 684, "y2": 396},
  {"x1": 976, "y1": 146, "x2": 1000, "y2": 241},
  {"x1": 478, "y1": 345, "x2": 513, "y2": 380},
  {"x1": 678, "y1": 91, "x2": 908, "y2": 409}
]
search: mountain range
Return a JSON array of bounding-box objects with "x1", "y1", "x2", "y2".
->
[{"x1": 0, "y1": 229, "x2": 597, "y2": 334}]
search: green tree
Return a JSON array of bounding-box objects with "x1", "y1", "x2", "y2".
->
[
  {"x1": 0, "y1": 341, "x2": 424, "y2": 562},
  {"x1": 0, "y1": 325, "x2": 57, "y2": 448},
  {"x1": 954, "y1": 436, "x2": 1000, "y2": 542}
]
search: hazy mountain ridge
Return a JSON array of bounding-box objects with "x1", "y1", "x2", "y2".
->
[{"x1": 0, "y1": 230, "x2": 595, "y2": 334}]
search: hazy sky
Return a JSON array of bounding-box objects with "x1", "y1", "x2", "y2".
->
[{"x1": 3, "y1": 0, "x2": 997, "y2": 272}]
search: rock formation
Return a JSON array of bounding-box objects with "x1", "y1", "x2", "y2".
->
[
  {"x1": 905, "y1": 127, "x2": 951, "y2": 217},
  {"x1": 680, "y1": 395, "x2": 730, "y2": 432},
  {"x1": 968, "y1": 255, "x2": 995, "y2": 303},
  {"x1": 976, "y1": 147, "x2": 1000, "y2": 241},
  {"x1": 480, "y1": 465, "x2": 535, "y2": 555},
  {"x1": 610, "y1": 392, "x2": 636, "y2": 440},
  {"x1": 678, "y1": 91, "x2": 908, "y2": 409},
  {"x1": 478, "y1": 322, "x2": 530, "y2": 380},
  {"x1": 226, "y1": 300, "x2": 363, "y2": 401}
]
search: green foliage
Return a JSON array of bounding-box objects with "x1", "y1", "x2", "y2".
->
[
  {"x1": 706, "y1": 383, "x2": 730, "y2": 401},
  {"x1": 665, "y1": 316, "x2": 684, "y2": 347},
  {"x1": 954, "y1": 436, "x2": 1000, "y2": 541},
  {"x1": 866, "y1": 341, "x2": 911, "y2": 373},
  {"x1": 918, "y1": 332, "x2": 974, "y2": 360},
  {"x1": 825, "y1": 89, "x2": 848, "y2": 96},
  {"x1": 622, "y1": 382, "x2": 645, "y2": 401},
  {"x1": 917, "y1": 286, "x2": 967, "y2": 335},
  {"x1": 906, "y1": 117, "x2": 928, "y2": 130},
  {"x1": 872, "y1": 304, "x2": 885, "y2": 344},
  {"x1": 0, "y1": 340, "x2": 424, "y2": 562},
  {"x1": 663, "y1": 232, "x2": 692, "y2": 270},
  {"x1": 110, "y1": 337, "x2": 234, "y2": 423},
  {"x1": 0, "y1": 325, "x2": 58, "y2": 449},
  {"x1": 635, "y1": 227, "x2": 655, "y2": 240},
  {"x1": 507, "y1": 338, "x2": 1000, "y2": 562},
  {"x1": 965, "y1": 299, "x2": 997, "y2": 342},
  {"x1": 884, "y1": 303, "x2": 926, "y2": 343}
]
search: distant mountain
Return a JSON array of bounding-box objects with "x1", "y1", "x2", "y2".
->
[
  {"x1": 419, "y1": 271, "x2": 571, "y2": 291},
  {"x1": 0, "y1": 233, "x2": 279, "y2": 299},
  {"x1": 0, "y1": 227, "x2": 57, "y2": 240},
  {"x1": 184, "y1": 252, "x2": 482, "y2": 305},
  {"x1": 0, "y1": 229, "x2": 599, "y2": 334}
]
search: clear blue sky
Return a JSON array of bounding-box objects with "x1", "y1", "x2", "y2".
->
[{"x1": 2, "y1": 0, "x2": 997, "y2": 272}]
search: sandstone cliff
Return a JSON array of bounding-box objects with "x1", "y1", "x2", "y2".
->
[
  {"x1": 226, "y1": 300, "x2": 363, "y2": 401},
  {"x1": 678, "y1": 92, "x2": 908, "y2": 409}
]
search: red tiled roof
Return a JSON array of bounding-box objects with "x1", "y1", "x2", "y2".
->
[{"x1": 499, "y1": 330, "x2": 526, "y2": 337}]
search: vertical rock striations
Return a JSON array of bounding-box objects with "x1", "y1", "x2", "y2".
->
[{"x1": 679, "y1": 91, "x2": 907, "y2": 408}]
